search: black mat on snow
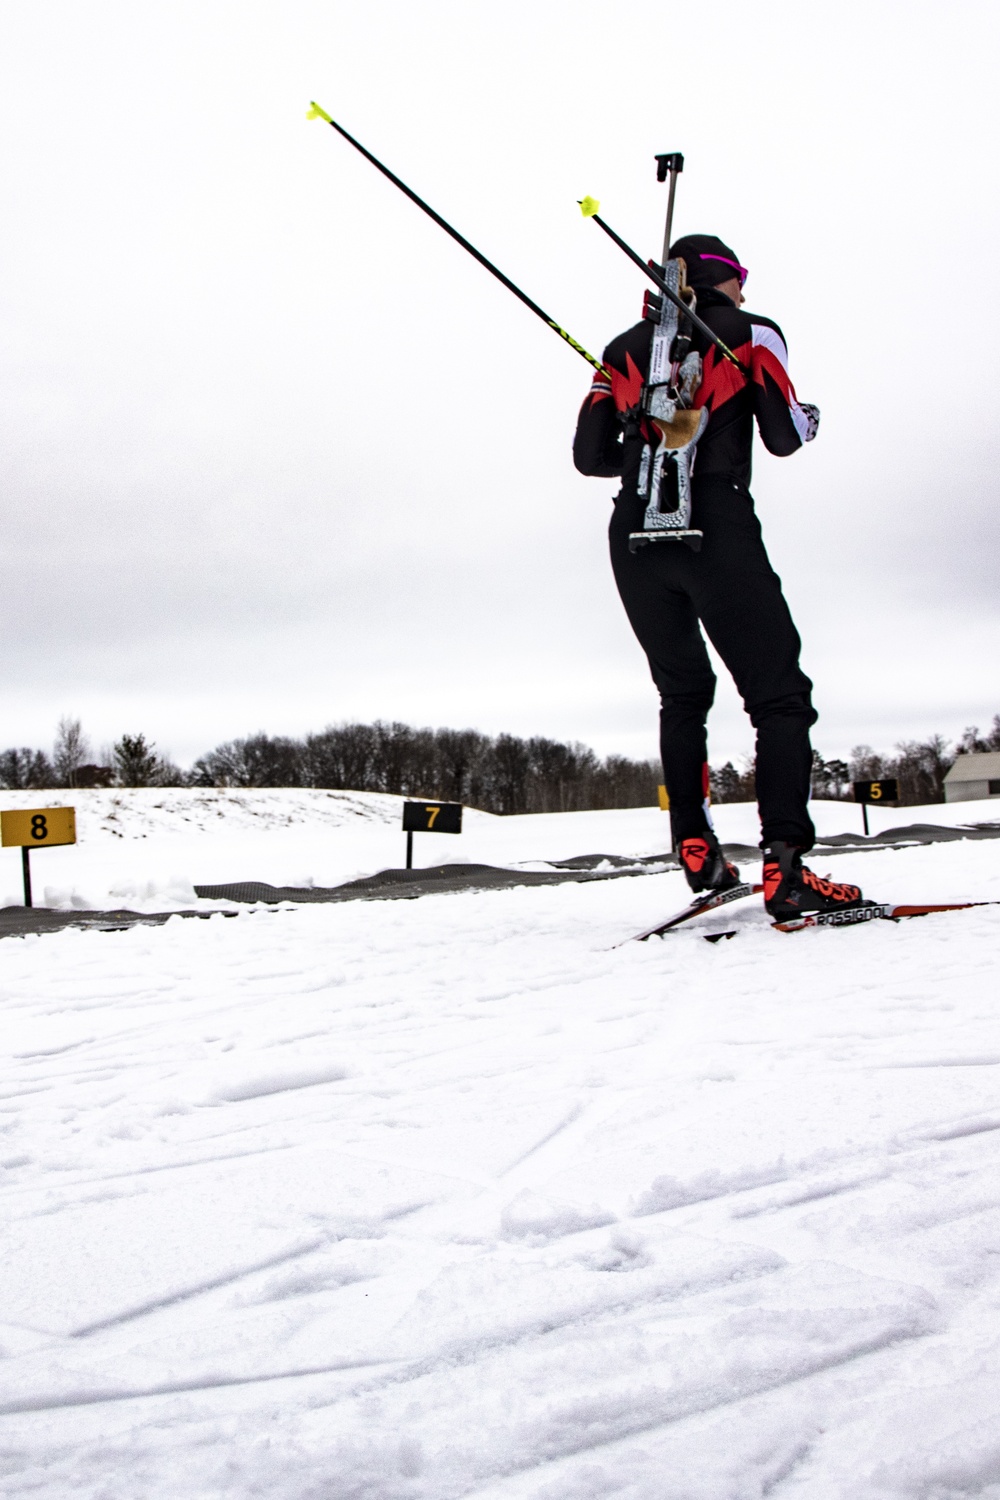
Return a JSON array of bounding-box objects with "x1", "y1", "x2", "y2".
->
[
  {"x1": 0, "y1": 907, "x2": 238, "y2": 939},
  {"x1": 193, "y1": 855, "x2": 679, "y2": 907},
  {"x1": 192, "y1": 822, "x2": 1000, "y2": 906},
  {"x1": 2, "y1": 821, "x2": 996, "y2": 937},
  {"x1": 0, "y1": 857, "x2": 680, "y2": 939},
  {"x1": 815, "y1": 821, "x2": 1000, "y2": 849}
]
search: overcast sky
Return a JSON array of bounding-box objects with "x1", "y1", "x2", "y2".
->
[{"x1": 2, "y1": 0, "x2": 998, "y2": 770}]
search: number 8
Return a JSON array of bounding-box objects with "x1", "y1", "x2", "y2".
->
[{"x1": 31, "y1": 814, "x2": 48, "y2": 840}]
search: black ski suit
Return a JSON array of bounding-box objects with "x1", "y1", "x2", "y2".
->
[{"x1": 573, "y1": 285, "x2": 819, "y2": 850}]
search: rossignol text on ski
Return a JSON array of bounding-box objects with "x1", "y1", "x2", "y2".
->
[{"x1": 772, "y1": 900, "x2": 1000, "y2": 933}]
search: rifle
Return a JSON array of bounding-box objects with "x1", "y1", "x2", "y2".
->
[
  {"x1": 579, "y1": 157, "x2": 749, "y2": 552},
  {"x1": 309, "y1": 104, "x2": 736, "y2": 555}
]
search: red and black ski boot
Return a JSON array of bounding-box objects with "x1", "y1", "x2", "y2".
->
[
  {"x1": 762, "y1": 841, "x2": 874, "y2": 920},
  {"x1": 678, "y1": 833, "x2": 741, "y2": 894}
]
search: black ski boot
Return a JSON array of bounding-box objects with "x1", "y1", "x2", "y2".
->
[
  {"x1": 678, "y1": 833, "x2": 741, "y2": 894},
  {"x1": 762, "y1": 841, "x2": 873, "y2": 920}
]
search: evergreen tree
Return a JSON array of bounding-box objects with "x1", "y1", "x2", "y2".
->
[{"x1": 113, "y1": 734, "x2": 162, "y2": 787}]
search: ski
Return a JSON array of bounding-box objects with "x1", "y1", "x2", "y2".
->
[
  {"x1": 620, "y1": 882, "x2": 763, "y2": 944},
  {"x1": 773, "y1": 900, "x2": 1000, "y2": 933}
]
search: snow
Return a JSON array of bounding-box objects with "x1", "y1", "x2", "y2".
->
[{"x1": 1, "y1": 790, "x2": 1000, "y2": 1496}]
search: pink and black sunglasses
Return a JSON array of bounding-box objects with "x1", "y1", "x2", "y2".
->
[{"x1": 700, "y1": 253, "x2": 749, "y2": 287}]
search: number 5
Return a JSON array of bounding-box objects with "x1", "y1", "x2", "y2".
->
[{"x1": 870, "y1": 783, "x2": 882, "y2": 800}]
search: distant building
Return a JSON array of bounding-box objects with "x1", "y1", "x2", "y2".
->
[
  {"x1": 943, "y1": 751, "x2": 1000, "y2": 803},
  {"x1": 74, "y1": 764, "x2": 114, "y2": 788}
]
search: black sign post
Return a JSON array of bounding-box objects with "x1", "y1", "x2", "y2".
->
[
  {"x1": 852, "y1": 778, "x2": 899, "y2": 836},
  {"x1": 1, "y1": 807, "x2": 78, "y2": 907},
  {"x1": 401, "y1": 801, "x2": 463, "y2": 868}
]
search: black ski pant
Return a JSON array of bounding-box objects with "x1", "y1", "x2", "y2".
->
[{"x1": 609, "y1": 474, "x2": 817, "y2": 851}]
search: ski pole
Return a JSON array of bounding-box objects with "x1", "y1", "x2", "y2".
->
[
  {"x1": 308, "y1": 102, "x2": 610, "y2": 379},
  {"x1": 578, "y1": 198, "x2": 751, "y2": 378}
]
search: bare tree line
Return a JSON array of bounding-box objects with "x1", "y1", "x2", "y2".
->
[
  {"x1": 0, "y1": 720, "x2": 179, "y2": 793},
  {"x1": 711, "y1": 715, "x2": 1000, "y2": 807},
  {"x1": 186, "y1": 725, "x2": 660, "y2": 814},
  {"x1": 3, "y1": 713, "x2": 998, "y2": 812},
  {"x1": 0, "y1": 718, "x2": 659, "y2": 814}
]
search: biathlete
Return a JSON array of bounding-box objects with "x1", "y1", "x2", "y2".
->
[{"x1": 573, "y1": 233, "x2": 869, "y2": 921}]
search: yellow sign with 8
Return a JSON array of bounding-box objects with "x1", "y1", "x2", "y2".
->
[{"x1": 1, "y1": 807, "x2": 77, "y2": 848}]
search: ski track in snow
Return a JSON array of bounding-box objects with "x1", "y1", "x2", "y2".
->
[{"x1": 0, "y1": 795, "x2": 999, "y2": 1496}]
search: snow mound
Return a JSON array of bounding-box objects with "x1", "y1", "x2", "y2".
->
[{"x1": 499, "y1": 1188, "x2": 616, "y2": 1243}]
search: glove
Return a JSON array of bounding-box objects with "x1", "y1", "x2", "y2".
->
[{"x1": 797, "y1": 402, "x2": 820, "y2": 442}]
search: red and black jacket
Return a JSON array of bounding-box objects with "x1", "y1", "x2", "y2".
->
[{"x1": 572, "y1": 284, "x2": 817, "y2": 495}]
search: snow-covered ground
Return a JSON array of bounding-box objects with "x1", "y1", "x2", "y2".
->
[{"x1": 2, "y1": 792, "x2": 1000, "y2": 1497}]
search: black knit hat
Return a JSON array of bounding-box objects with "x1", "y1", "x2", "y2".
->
[{"x1": 669, "y1": 233, "x2": 747, "y2": 289}]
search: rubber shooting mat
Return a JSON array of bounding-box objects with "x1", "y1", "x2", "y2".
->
[
  {"x1": 0, "y1": 822, "x2": 996, "y2": 939},
  {"x1": 195, "y1": 822, "x2": 1000, "y2": 906}
]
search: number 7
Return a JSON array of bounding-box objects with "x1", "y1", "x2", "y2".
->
[{"x1": 426, "y1": 806, "x2": 440, "y2": 828}]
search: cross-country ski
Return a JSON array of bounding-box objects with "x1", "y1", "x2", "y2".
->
[
  {"x1": 772, "y1": 899, "x2": 1000, "y2": 932},
  {"x1": 621, "y1": 879, "x2": 763, "y2": 943}
]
